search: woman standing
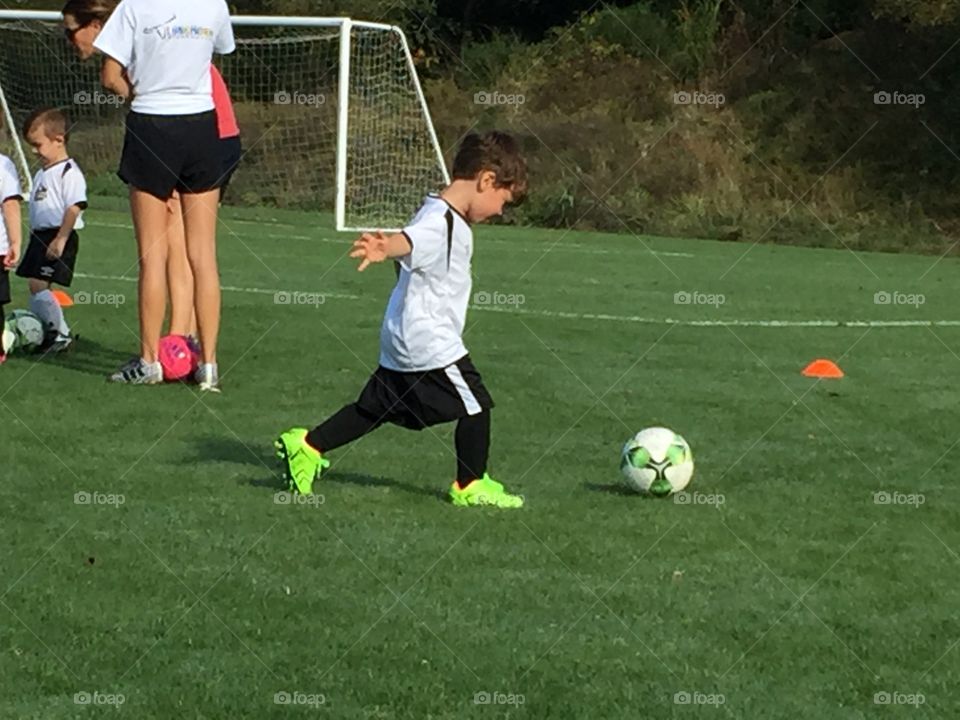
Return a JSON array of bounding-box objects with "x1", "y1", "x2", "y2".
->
[
  {"x1": 81, "y1": 0, "x2": 233, "y2": 390},
  {"x1": 63, "y1": 1, "x2": 240, "y2": 361}
]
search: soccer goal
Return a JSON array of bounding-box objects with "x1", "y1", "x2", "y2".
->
[{"x1": 0, "y1": 11, "x2": 450, "y2": 232}]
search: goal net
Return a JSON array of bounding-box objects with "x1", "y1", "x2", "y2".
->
[{"x1": 0, "y1": 12, "x2": 450, "y2": 231}]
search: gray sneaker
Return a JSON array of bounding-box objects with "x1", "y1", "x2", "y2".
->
[
  {"x1": 45, "y1": 333, "x2": 75, "y2": 354},
  {"x1": 110, "y1": 357, "x2": 163, "y2": 385},
  {"x1": 194, "y1": 362, "x2": 220, "y2": 393}
]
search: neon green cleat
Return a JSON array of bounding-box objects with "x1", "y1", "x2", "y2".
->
[
  {"x1": 449, "y1": 474, "x2": 524, "y2": 509},
  {"x1": 274, "y1": 428, "x2": 329, "y2": 495}
]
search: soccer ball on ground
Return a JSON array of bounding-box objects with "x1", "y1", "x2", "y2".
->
[
  {"x1": 4, "y1": 310, "x2": 46, "y2": 354},
  {"x1": 159, "y1": 334, "x2": 200, "y2": 381},
  {"x1": 620, "y1": 427, "x2": 694, "y2": 497}
]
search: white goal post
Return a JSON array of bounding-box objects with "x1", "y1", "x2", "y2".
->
[{"x1": 0, "y1": 11, "x2": 451, "y2": 231}]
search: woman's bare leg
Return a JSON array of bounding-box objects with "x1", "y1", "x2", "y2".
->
[
  {"x1": 179, "y1": 189, "x2": 220, "y2": 365},
  {"x1": 130, "y1": 187, "x2": 171, "y2": 363},
  {"x1": 164, "y1": 191, "x2": 197, "y2": 337}
]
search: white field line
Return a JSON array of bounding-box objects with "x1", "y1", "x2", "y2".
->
[
  {"x1": 88, "y1": 220, "x2": 695, "y2": 258},
  {"x1": 73, "y1": 273, "x2": 960, "y2": 328},
  {"x1": 74, "y1": 273, "x2": 360, "y2": 301},
  {"x1": 474, "y1": 305, "x2": 960, "y2": 328}
]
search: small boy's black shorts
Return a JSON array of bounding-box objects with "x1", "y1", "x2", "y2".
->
[
  {"x1": 15, "y1": 229, "x2": 79, "y2": 286},
  {"x1": 0, "y1": 265, "x2": 9, "y2": 304},
  {"x1": 356, "y1": 355, "x2": 494, "y2": 430}
]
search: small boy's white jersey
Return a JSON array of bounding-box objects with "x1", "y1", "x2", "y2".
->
[
  {"x1": 29, "y1": 159, "x2": 87, "y2": 232},
  {"x1": 94, "y1": 0, "x2": 235, "y2": 115},
  {"x1": 380, "y1": 194, "x2": 473, "y2": 372},
  {"x1": 0, "y1": 154, "x2": 23, "y2": 255}
]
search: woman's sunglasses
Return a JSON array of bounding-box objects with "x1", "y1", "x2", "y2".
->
[{"x1": 63, "y1": 24, "x2": 84, "y2": 42}]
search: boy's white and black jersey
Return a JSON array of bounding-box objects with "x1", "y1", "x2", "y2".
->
[
  {"x1": 29, "y1": 159, "x2": 87, "y2": 232},
  {"x1": 380, "y1": 194, "x2": 473, "y2": 372},
  {"x1": 0, "y1": 154, "x2": 23, "y2": 255}
]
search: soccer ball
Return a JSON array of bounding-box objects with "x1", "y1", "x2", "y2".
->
[
  {"x1": 620, "y1": 427, "x2": 694, "y2": 497},
  {"x1": 158, "y1": 334, "x2": 200, "y2": 381},
  {"x1": 4, "y1": 310, "x2": 46, "y2": 354}
]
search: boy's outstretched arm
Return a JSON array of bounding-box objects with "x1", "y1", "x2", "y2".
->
[{"x1": 350, "y1": 231, "x2": 412, "y2": 272}]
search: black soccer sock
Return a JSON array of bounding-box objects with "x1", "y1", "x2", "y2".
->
[
  {"x1": 455, "y1": 410, "x2": 491, "y2": 486},
  {"x1": 307, "y1": 403, "x2": 383, "y2": 453}
]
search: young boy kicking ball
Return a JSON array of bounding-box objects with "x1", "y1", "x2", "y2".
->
[{"x1": 276, "y1": 131, "x2": 527, "y2": 508}]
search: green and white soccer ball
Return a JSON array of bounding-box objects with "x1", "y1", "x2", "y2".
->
[
  {"x1": 620, "y1": 427, "x2": 694, "y2": 497},
  {"x1": 4, "y1": 309, "x2": 46, "y2": 354}
]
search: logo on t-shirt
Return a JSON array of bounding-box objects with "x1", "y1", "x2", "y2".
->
[
  {"x1": 143, "y1": 15, "x2": 176, "y2": 36},
  {"x1": 143, "y1": 14, "x2": 215, "y2": 41},
  {"x1": 33, "y1": 183, "x2": 48, "y2": 202}
]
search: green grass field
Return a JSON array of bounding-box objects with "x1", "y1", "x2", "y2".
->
[{"x1": 3, "y1": 199, "x2": 959, "y2": 718}]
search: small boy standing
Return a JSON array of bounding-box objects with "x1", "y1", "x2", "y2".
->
[
  {"x1": 16, "y1": 109, "x2": 88, "y2": 352},
  {"x1": 0, "y1": 152, "x2": 23, "y2": 363},
  {"x1": 276, "y1": 131, "x2": 528, "y2": 508}
]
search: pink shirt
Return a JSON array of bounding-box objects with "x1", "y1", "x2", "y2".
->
[{"x1": 210, "y1": 65, "x2": 240, "y2": 139}]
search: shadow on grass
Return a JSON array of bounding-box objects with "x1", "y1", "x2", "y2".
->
[
  {"x1": 325, "y1": 472, "x2": 446, "y2": 502},
  {"x1": 192, "y1": 436, "x2": 444, "y2": 501},
  {"x1": 583, "y1": 481, "x2": 637, "y2": 497},
  {"x1": 9, "y1": 336, "x2": 131, "y2": 378}
]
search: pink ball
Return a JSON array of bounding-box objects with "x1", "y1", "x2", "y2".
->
[{"x1": 159, "y1": 335, "x2": 199, "y2": 382}]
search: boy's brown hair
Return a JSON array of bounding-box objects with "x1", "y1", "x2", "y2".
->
[
  {"x1": 452, "y1": 131, "x2": 528, "y2": 204},
  {"x1": 61, "y1": 0, "x2": 116, "y2": 27},
  {"x1": 23, "y1": 108, "x2": 70, "y2": 142}
]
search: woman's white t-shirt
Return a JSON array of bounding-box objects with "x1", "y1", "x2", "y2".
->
[{"x1": 94, "y1": 0, "x2": 235, "y2": 115}]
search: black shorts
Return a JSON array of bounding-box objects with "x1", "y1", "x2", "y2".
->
[
  {"x1": 356, "y1": 355, "x2": 494, "y2": 430},
  {"x1": 0, "y1": 264, "x2": 9, "y2": 305},
  {"x1": 119, "y1": 110, "x2": 221, "y2": 200},
  {"x1": 15, "y1": 229, "x2": 79, "y2": 286},
  {"x1": 219, "y1": 136, "x2": 242, "y2": 201}
]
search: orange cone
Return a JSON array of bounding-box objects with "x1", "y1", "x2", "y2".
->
[
  {"x1": 802, "y1": 359, "x2": 844, "y2": 379},
  {"x1": 51, "y1": 290, "x2": 73, "y2": 307}
]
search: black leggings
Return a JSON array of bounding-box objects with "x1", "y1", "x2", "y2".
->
[{"x1": 307, "y1": 404, "x2": 491, "y2": 483}]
